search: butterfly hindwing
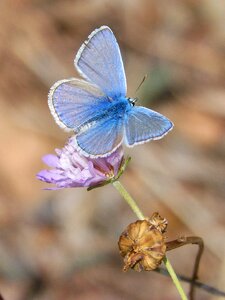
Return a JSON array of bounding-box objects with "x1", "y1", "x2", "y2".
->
[
  {"x1": 75, "y1": 26, "x2": 127, "y2": 98},
  {"x1": 75, "y1": 115, "x2": 124, "y2": 157},
  {"x1": 124, "y1": 106, "x2": 173, "y2": 146},
  {"x1": 48, "y1": 78, "x2": 111, "y2": 132}
]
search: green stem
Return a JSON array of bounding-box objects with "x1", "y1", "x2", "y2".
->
[
  {"x1": 113, "y1": 181, "x2": 145, "y2": 220},
  {"x1": 113, "y1": 180, "x2": 188, "y2": 300},
  {"x1": 163, "y1": 257, "x2": 188, "y2": 300}
]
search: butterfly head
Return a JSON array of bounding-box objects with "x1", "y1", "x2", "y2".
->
[{"x1": 128, "y1": 97, "x2": 138, "y2": 106}]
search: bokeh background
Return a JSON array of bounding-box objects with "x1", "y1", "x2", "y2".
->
[{"x1": 0, "y1": 0, "x2": 225, "y2": 299}]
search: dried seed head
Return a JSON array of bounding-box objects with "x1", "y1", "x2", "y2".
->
[
  {"x1": 148, "y1": 212, "x2": 168, "y2": 233},
  {"x1": 118, "y1": 219, "x2": 166, "y2": 272}
]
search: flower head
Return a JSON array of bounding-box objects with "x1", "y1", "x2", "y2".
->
[
  {"x1": 37, "y1": 137, "x2": 124, "y2": 189},
  {"x1": 118, "y1": 214, "x2": 167, "y2": 272}
]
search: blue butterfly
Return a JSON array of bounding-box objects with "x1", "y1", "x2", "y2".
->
[{"x1": 48, "y1": 26, "x2": 173, "y2": 158}]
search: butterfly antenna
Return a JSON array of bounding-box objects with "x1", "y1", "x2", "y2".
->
[{"x1": 135, "y1": 74, "x2": 148, "y2": 95}]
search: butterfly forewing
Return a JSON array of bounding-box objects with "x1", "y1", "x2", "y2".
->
[
  {"x1": 75, "y1": 26, "x2": 127, "y2": 98},
  {"x1": 48, "y1": 78, "x2": 111, "y2": 132}
]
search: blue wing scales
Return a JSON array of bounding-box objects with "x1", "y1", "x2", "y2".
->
[
  {"x1": 75, "y1": 116, "x2": 124, "y2": 157},
  {"x1": 124, "y1": 106, "x2": 173, "y2": 146},
  {"x1": 75, "y1": 26, "x2": 127, "y2": 98}
]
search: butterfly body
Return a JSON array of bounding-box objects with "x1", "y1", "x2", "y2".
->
[
  {"x1": 102, "y1": 97, "x2": 131, "y2": 119},
  {"x1": 74, "y1": 96, "x2": 129, "y2": 134},
  {"x1": 48, "y1": 26, "x2": 173, "y2": 158}
]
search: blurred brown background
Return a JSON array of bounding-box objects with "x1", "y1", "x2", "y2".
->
[{"x1": 0, "y1": 0, "x2": 225, "y2": 299}]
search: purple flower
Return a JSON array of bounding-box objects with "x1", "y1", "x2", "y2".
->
[{"x1": 37, "y1": 137, "x2": 124, "y2": 189}]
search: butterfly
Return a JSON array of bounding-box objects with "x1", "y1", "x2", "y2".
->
[{"x1": 48, "y1": 26, "x2": 173, "y2": 158}]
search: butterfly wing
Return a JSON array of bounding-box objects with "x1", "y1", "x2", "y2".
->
[
  {"x1": 124, "y1": 106, "x2": 173, "y2": 146},
  {"x1": 75, "y1": 26, "x2": 127, "y2": 98},
  {"x1": 48, "y1": 78, "x2": 111, "y2": 132},
  {"x1": 75, "y1": 115, "x2": 124, "y2": 158}
]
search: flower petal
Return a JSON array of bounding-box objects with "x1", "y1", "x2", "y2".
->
[
  {"x1": 42, "y1": 154, "x2": 59, "y2": 168},
  {"x1": 37, "y1": 138, "x2": 124, "y2": 189}
]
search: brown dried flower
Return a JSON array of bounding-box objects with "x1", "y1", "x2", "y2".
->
[
  {"x1": 148, "y1": 212, "x2": 168, "y2": 233},
  {"x1": 118, "y1": 216, "x2": 167, "y2": 272}
]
